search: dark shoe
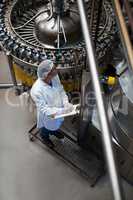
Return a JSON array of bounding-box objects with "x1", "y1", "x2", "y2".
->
[
  {"x1": 55, "y1": 132, "x2": 64, "y2": 139},
  {"x1": 41, "y1": 136, "x2": 54, "y2": 148}
]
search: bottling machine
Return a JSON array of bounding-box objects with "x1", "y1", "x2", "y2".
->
[{"x1": 0, "y1": 0, "x2": 133, "y2": 195}]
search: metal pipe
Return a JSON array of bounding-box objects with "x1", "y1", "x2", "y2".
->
[
  {"x1": 77, "y1": 1, "x2": 125, "y2": 200},
  {"x1": 112, "y1": 0, "x2": 133, "y2": 71},
  {"x1": 57, "y1": 15, "x2": 61, "y2": 48},
  {"x1": 6, "y1": 53, "x2": 20, "y2": 95},
  {"x1": 0, "y1": 83, "x2": 22, "y2": 89}
]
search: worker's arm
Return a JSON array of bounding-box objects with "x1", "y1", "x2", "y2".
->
[
  {"x1": 52, "y1": 75, "x2": 69, "y2": 105},
  {"x1": 59, "y1": 85, "x2": 69, "y2": 105},
  {"x1": 32, "y1": 92, "x2": 71, "y2": 117}
]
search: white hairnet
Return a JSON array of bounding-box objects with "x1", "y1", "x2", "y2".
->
[{"x1": 37, "y1": 60, "x2": 54, "y2": 79}]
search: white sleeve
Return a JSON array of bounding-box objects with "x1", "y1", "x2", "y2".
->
[
  {"x1": 52, "y1": 75, "x2": 69, "y2": 105},
  {"x1": 31, "y1": 91, "x2": 67, "y2": 116},
  {"x1": 61, "y1": 86, "x2": 69, "y2": 105}
]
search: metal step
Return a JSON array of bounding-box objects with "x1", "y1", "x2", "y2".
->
[{"x1": 28, "y1": 126, "x2": 105, "y2": 187}]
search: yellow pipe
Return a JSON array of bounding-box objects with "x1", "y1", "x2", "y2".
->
[{"x1": 13, "y1": 64, "x2": 36, "y2": 87}]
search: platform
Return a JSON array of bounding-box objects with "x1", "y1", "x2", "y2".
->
[{"x1": 28, "y1": 125, "x2": 105, "y2": 187}]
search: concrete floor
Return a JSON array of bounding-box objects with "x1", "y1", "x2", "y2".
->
[{"x1": 0, "y1": 53, "x2": 133, "y2": 200}]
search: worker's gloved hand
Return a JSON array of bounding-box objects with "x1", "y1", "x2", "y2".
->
[
  {"x1": 50, "y1": 113, "x2": 57, "y2": 119},
  {"x1": 64, "y1": 103, "x2": 74, "y2": 113},
  {"x1": 75, "y1": 105, "x2": 80, "y2": 112},
  {"x1": 56, "y1": 103, "x2": 74, "y2": 115}
]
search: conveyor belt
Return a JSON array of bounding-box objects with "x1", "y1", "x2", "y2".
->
[{"x1": 28, "y1": 125, "x2": 105, "y2": 187}]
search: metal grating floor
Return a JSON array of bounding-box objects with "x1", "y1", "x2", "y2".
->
[{"x1": 29, "y1": 126, "x2": 105, "y2": 187}]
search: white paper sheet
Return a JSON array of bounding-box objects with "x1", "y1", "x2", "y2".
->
[{"x1": 53, "y1": 104, "x2": 80, "y2": 119}]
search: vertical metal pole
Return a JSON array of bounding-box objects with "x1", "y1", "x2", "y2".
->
[
  {"x1": 6, "y1": 53, "x2": 20, "y2": 95},
  {"x1": 77, "y1": 1, "x2": 125, "y2": 200},
  {"x1": 57, "y1": 15, "x2": 61, "y2": 48}
]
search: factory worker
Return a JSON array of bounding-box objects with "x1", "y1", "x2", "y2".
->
[{"x1": 30, "y1": 59, "x2": 73, "y2": 148}]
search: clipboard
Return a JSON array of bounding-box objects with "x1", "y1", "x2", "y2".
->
[{"x1": 53, "y1": 104, "x2": 80, "y2": 119}]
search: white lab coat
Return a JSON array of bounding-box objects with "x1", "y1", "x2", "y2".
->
[{"x1": 30, "y1": 75, "x2": 69, "y2": 130}]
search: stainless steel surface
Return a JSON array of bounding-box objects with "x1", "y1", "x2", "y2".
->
[
  {"x1": 0, "y1": 0, "x2": 116, "y2": 69},
  {"x1": 109, "y1": 88, "x2": 133, "y2": 157},
  {"x1": 108, "y1": 62, "x2": 133, "y2": 157},
  {"x1": 86, "y1": 83, "x2": 133, "y2": 185},
  {"x1": 88, "y1": 121, "x2": 133, "y2": 185},
  {"x1": 77, "y1": 0, "x2": 124, "y2": 200},
  {"x1": 35, "y1": 4, "x2": 81, "y2": 47}
]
